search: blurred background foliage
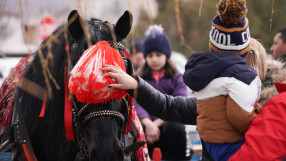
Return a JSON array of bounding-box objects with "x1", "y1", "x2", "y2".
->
[
  {"x1": 0, "y1": 0, "x2": 286, "y2": 86},
  {"x1": 1, "y1": 0, "x2": 286, "y2": 58},
  {"x1": 131, "y1": 0, "x2": 286, "y2": 58}
]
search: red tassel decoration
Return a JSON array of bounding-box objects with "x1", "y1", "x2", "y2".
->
[{"x1": 68, "y1": 41, "x2": 127, "y2": 104}]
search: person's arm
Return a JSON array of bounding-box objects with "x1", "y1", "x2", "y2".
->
[
  {"x1": 134, "y1": 99, "x2": 151, "y2": 119},
  {"x1": 135, "y1": 77, "x2": 197, "y2": 124},
  {"x1": 101, "y1": 65, "x2": 197, "y2": 125}
]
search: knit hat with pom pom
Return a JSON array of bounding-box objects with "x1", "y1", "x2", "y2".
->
[
  {"x1": 209, "y1": 0, "x2": 250, "y2": 57},
  {"x1": 143, "y1": 24, "x2": 172, "y2": 58}
]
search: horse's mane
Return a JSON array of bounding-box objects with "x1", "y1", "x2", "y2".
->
[
  {"x1": 14, "y1": 24, "x2": 78, "y2": 161},
  {"x1": 13, "y1": 10, "x2": 133, "y2": 160},
  {"x1": 20, "y1": 23, "x2": 69, "y2": 127}
]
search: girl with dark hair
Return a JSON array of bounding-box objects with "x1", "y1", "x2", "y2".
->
[{"x1": 135, "y1": 25, "x2": 190, "y2": 160}]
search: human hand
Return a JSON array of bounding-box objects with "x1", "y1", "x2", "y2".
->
[
  {"x1": 142, "y1": 119, "x2": 160, "y2": 144},
  {"x1": 101, "y1": 65, "x2": 138, "y2": 90},
  {"x1": 153, "y1": 118, "x2": 165, "y2": 128}
]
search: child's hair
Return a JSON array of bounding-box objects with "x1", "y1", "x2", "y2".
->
[
  {"x1": 138, "y1": 59, "x2": 177, "y2": 79},
  {"x1": 245, "y1": 38, "x2": 267, "y2": 81}
]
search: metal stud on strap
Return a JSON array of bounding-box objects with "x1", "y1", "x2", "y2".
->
[{"x1": 83, "y1": 110, "x2": 125, "y2": 124}]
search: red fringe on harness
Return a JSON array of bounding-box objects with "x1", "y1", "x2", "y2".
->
[{"x1": 130, "y1": 106, "x2": 150, "y2": 161}]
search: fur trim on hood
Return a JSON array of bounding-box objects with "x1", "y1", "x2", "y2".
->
[{"x1": 259, "y1": 59, "x2": 286, "y2": 106}]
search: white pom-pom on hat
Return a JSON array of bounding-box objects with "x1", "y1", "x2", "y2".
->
[{"x1": 145, "y1": 24, "x2": 164, "y2": 36}]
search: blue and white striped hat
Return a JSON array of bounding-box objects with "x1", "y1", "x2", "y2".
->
[{"x1": 209, "y1": 0, "x2": 250, "y2": 58}]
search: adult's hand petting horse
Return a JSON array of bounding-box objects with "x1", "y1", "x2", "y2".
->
[{"x1": 101, "y1": 65, "x2": 138, "y2": 90}]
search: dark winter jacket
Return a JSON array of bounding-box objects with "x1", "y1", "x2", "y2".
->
[{"x1": 132, "y1": 76, "x2": 196, "y2": 124}]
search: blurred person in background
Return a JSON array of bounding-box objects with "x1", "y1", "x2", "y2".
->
[
  {"x1": 134, "y1": 24, "x2": 190, "y2": 160},
  {"x1": 270, "y1": 27, "x2": 286, "y2": 66},
  {"x1": 128, "y1": 38, "x2": 145, "y2": 71},
  {"x1": 247, "y1": 38, "x2": 286, "y2": 106}
]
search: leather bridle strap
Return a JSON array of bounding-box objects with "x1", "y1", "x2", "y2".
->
[{"x1": 93, "y1": 21, "x2": 102, "y2": 41}]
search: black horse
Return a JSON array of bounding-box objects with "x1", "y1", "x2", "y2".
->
[{"x1": 11, "y1": 10, "x2": 142, "y2": 161}]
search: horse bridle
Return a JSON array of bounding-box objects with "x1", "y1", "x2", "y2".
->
[
  {"x1": 71, "y1": 96, "x2": 129, "y2": 158},
  {"x1": 68, "y1": 20, "x2": 133, "y2": 159},
  {"x1": 69, "y1": 61, "x2": 130, "y2": 159}
]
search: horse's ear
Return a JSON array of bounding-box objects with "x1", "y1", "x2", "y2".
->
[
  {"x1": 68, "y1": 10, "x2": 84, "y2": 40},
  {"x1": 114, "y1": 10, "x2": 133, "y2": 41}
]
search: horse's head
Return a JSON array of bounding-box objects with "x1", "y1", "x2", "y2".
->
[
  {"x1": 67, "y1": 10, "x2": 132, "y2": 66},
  {"x1": 67, "y1": 10, "x2": 133, "y2": 161}
]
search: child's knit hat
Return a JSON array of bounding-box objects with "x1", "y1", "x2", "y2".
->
[
  {"x1": 143, "y1": 25, "x2": 172, "y2": 58},
  {"x1": 209, "y1": 0, "x2": 250, "y2": 57}
]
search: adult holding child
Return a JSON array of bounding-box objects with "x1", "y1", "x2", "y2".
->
[{"x1": 102, "y1": 0, "x2": 286, "y2": 160}]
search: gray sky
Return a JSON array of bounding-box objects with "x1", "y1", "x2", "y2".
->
[
  {"x1": 0, "y1": 0, "x2": 158, "y2": 53},
  {"x1": 1, "y1": 0, "x2": 157, "y2": 25},
  {"x1": 1, "y1": 0, "x2": 70, "y2": 24}
]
